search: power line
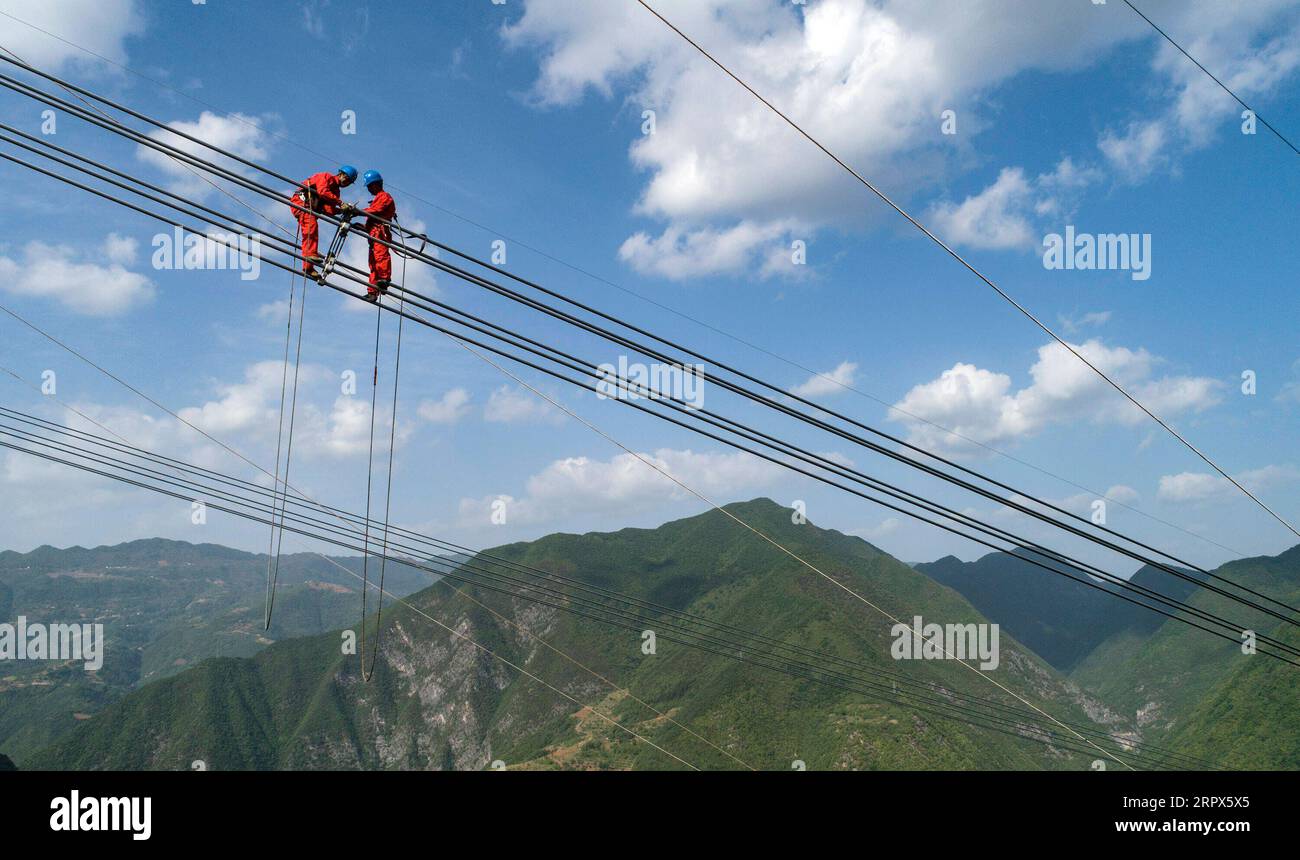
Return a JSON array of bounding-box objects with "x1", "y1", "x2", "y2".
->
[
  {"x1": 631, "y1": 0, "x2": 1300, "y2": 543},
  {"x1": 3, "y1": 142, "x2": 1291, "y2": 650},
  {"x1": 0, "y1": 38, "x2": 1250, "y2": 561},
  {"x1": 0, "y1": 382, "x2": 739, "y2": 771},
  {"x1": 5, "y1": 72, "x2": 1289, "y2": 769},
  {"x1": 0, "y1": 412, "x2": 1218, "y2": 769},
  {"x1": 0, "y1": 88, "x2": 1280, "y2": 623},
  {"x1": 1122, "y1": 0, "x2": 1300, "y2": 156}
]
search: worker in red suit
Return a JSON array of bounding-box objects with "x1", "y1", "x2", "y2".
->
[
  {"x1": 288, "y1": 165, "x2": 357, "y2": 277},
  {"x1": 358, "y1": 169, "x2": 396, "y2": 302}
]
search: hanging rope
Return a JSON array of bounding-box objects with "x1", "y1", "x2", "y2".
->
[
  {"x1": 263, "y1": 225, "x2": 299, "y2": 629},
  {"x1": 264, "y1": 250, "x2": 309, "y2": 629},
  {"x1": 359, "y1": 290, "x2": 383, "y2": 675},
  {"x1": 363, "y1": 222, "x2": 408, "y2": 681}
]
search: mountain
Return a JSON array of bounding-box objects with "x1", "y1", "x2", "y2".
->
[
  {"x1": 1161, "y1": 620, "x2": 1300, "y2": 769},
  {"x1": 0, "y1": 538, "x2": 431, "y2": 765},
  {"x1": 25, "y1": 500, "x2": 1125, "y2": 771},
  {"x1": 1070, "y1": 545, "x2": 1300, "y2": 752},
  {"x1": 914, "y1": 552, "x2": 1198, "y2": 671}
]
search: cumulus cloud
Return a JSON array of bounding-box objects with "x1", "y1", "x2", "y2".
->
[
  {"x1": 0, "y1": 0, "x2": 143, "y2": 70},
  {"x1": 484, "y1": 385, "x2": 563, "y2": 425},
  {"x1": 1099, "y1": 2, "x2": 1300, "y2": 181},
  {"x1": 1158, "y1": 464, "x2": 1300, "y2": 504},
  {"x1": 458, "y1": 447, "x2": 782, "y2": 526},
  {"x1": 1276, "y1": 359, "x2": 1300, "y2": 405},
  {"x1": 0, "y1": 234, "x2": 155, "y2": 315},
  {"x1": 928, "y1": 159, "x2": 1099, "y2": 251},
  {"x1": 890, "y1": 339, "x2": 1223, "y2": 454},
  {"x1": 1098, "y1": 120, "x2": 1168, "y2": 183},
  {"x1": 1058, "y1": 309, "x2": 1112, "y2": 334},
  {"x1": 417, "y1": 388, "x2": 472, "y2": 425},
  {"x1": 137, "y1": 111, "x2": 279, "y2": 200},
  {"x1": 618, "y1": 219, "x2": 803, "y2": 280},
  {"x1": 173, "y1": 360, "x2": 412, "y2": 461},
  {"x1": 789, "y1": 361, "x2": 858, "y2": 399},
  {"x1": 507, "y1": 1, "x2": 1300, "y2": 273},
  {"x1": 504, "y1": 0, "x2": 1161, "y2": 275}
]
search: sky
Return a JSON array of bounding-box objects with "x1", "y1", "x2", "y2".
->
[{"x1": 0, "y1": 0, "x2": 1296, "y2": 579}]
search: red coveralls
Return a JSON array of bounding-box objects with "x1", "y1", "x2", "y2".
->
[
  {"x1": 289, "y1": 172, "x2": 343, "y2": 271},
  {"x1": 361, "y1": 190, "x2": 396, "y2": 295}
]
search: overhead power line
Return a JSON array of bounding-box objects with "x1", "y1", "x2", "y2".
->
[
  {"x1": 1123, "y1": 0, "x2": 1300, "y2": 156},
  {"x1": 4, "y1": 58, "x2": 1295, "y2": 767},
  {"x1": 0, "y1": 409, "x2": 1226, "y2": 769},
  {"x1": 3, "y1": 148, "x2": 1290, "y2": 661},
  {"x1": 0, "y1": 71, "x2": 1284, "y2": 627},
  {"x1": 0, "y1": 5, "x2": 1262, "y2": 565},
  {"x1": 1, "y1": 105, "x2": 1294, "y2": 646},
  {"x1": 631, "y1": 0, "x2": 1300, "y2": 543}
]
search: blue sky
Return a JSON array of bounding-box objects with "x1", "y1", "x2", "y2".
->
[{"x1": 0, "y1": 0, "x2": 1296, "y2": 577}]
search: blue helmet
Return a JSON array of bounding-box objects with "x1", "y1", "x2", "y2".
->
[
  {"x1": 338, "y1": 165, "x2": 358, "y2": 183},
  {"x1": 362, "y1": 169, "x2": 383, "y2": 187}
]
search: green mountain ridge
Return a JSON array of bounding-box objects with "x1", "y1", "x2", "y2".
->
[
  {"x1": 24, "y1": 499, "x2": 1124, "y2": 771},
  {"x1": 914, "y1": 552, "x2": 1199, "y2": 671},
  {"x1": 0, "y1": 537, "x2": 432, "y2": 765},
  {"x1": 1069, "y1": 545, "x2": 1300, "y2": 758}
]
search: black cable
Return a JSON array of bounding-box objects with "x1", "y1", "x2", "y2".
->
[
  {"x1": 629, "y1": 0, "x2": 1300, "y2": 543},
  {"x1": 1122, "y1": 0, "x2": 1300, "y2": 156},
  {"x1": 0, "y1": 421, "x2": 1218, "y2": 769},
  {"x1": 0, "y1": 400, "x2": 1273, "y2": 763},
  {"x1": 3, "y1": 149, "x2": 1289, "y2": 666},
  {"x1": 1, "y1": 65, "x2": 1288, "y2": 619},
  {"x1": 2, "y1": 68, "x2": 1280, "y2": 624},
  {"x1": 2, "y1": 136, "x2": 1289, "y2": 649}
]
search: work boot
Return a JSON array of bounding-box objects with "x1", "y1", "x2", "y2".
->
[
  {"x1": 374, "y1": 279, "x2": 391, "y2": 295},
  {"x1": 363, "y1": 289, "x2": 380, "y2": 304},
  {"x1": 305, "y1": 254, "x2": 326, "y2": 266}
]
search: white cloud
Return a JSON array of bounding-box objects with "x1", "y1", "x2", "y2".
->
[
  {"x1": 1104, "y1": 484, "x2": 1141, "y2": 506},
  {"x1": 1276, "y1": 359, "x2": 1300, "y2": 405},
  {"x1": 789, "y1": 361, "x2": 858, "y2": 399},
  {"x1": 173, "y1": 360, "x2": 405, "y2": 461},
  {"x1": 417, "y1": 388, "x2": 472, "y2": 425},
  {"x1": 1098, "y1": 120, "x2": 1168, "y2": 183},
  {"x1": 1158, "y1": 464, "x2": 1300, "y2": 504},
  {"x1": 1059, "y1": 310, "x2": 1112, "y2": 334},
  {"x1": 505, "y1": 0, "x2": 1158, "y2": 275},
  {"x1": 928, "y1": 159, "x2": 1099, "y2": 251},
  {"x1": 618, "y1": 219, "x2": 801, "y2": 280},
  {"x1": 0, "y1": 0, "x2": 143, "y2": 70},
  {"x1": 1098, "y1": 2, "x2": 1300, "y2": 181},
  {"x1": 256, "y1": 299, "x2": 289, "y2": 323},
  {"x1": 484, "y1": 385, "x2": 563, "y2": 425},
  {"x1": 0, "y1": 235, "x2": 155, "y2": 315},
  {"x1": 176, "y1": 360, "x2": 295, "y2": 436},
  {"x1": 458, "y1": 447, "x2": 782, "y2": 526},
  {"x1": 507, "y1": 1, "x2": 1300, "y2": 274},
  {"x1": 853, "y1": 517, "x2": 901, "y2": 543},
  {"x1": 929, "y1": 168, "x2": 1036, "y2": 251},
  {"x1": 137, "y1": 111, "x2": 278, "y2": 201},
  {"x1": 891, "y1": 339, "x2": 1223, "y2": 454}
]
